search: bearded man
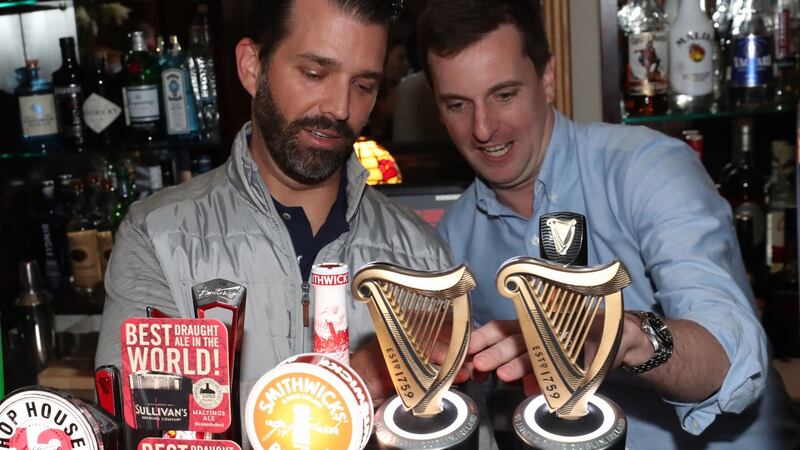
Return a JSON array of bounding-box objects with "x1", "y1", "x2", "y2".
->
[{"x1": 95, "y1": 0, "x2": 452, "y2": 435}]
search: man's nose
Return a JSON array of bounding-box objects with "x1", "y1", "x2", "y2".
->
[
  {"x1": 320, "y1": 84, "x2": 351, "y2": 122},
  {"x1": 472, "y1": 105, "x2": 498, "y2": 143}
]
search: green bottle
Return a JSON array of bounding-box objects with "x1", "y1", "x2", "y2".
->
[{"x1": 123, "y1": 31, "x2": 162, "y2": 142}]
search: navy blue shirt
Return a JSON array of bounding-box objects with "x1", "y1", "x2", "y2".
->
[{"x1": 273, "y1": 174, "x2": 350, "y2": 281}]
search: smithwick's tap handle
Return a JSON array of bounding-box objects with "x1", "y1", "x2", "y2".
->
[
  {"x1": 191, "y1": 279, "x2": 246, "y2": 442},
  {"x1": 539, "y1": 211, "x2": 588, "y2": 266}
]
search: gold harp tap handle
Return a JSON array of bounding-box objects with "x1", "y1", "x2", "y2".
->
[
  {"x1": 496, "y1": 257, "x2": 630, "y2": 419},
  {"x1": 353, "y1": 262, "x2": 476, "y2": 417}
]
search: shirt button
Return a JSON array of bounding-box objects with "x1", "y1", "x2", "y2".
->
[
  {"x1": 297, "y1": 255, "x2": 303, "y2": 263},
  {"x1": 282, "y1": 212, "x2": 292, "y2": 221},
  {"x1": 531, "y1": 236, "x2": 539, "y2": 246},
  {"x1": 550, "y1": 193, "x2": 558, "y2": 203}
]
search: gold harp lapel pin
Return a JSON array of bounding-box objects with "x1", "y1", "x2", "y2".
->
[
  {"x1": 496, "y1": 257, "x2": 631, "y2": 419},
  {"x1": 352, "y1": 263, "x2": 476, "y2": 417}
]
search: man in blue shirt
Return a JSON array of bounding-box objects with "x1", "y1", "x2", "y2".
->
[{"x1": 417, "y1": 0, "x2": 799, "y2": 448}]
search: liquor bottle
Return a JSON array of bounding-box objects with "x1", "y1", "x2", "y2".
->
[
  {"x1": 730, "y1": 0, "x2": 773, "y2": 108},
  {"x1": 773, "y1": 0, "x2": 799, "y2": 106},
  {"x1": 14, "y1": 260, "x2": 55, "y2": 374},
  {"x1": 721, "y1": 120, "x2": 767, "y2": 285},
  {"x1": 670, "y1": 0, "x2": 714, "y2": 111},
  {"x1": 123, "y1": 31, "x2": 162, "y2": 143},
  {"x1": 83, "y1": 55, "x2": 123, "y2": 146},
  {"x1": 96, "y1": 178, "x2": 115, "y2": 276},
  {"x1": 618, "y1": 0, "x2": 670, "y2": 116},
  {"x1": 52, "y1": 37, "x2": 85, "y2": 151},
  {"x1": 160, "y1": 152, "x2": 176, "y2": 188},
  {"x1": 66, "y1": 180, "x2": 103, "y2": 296},
  {"x1": 15, "y1": 60, "x2": 59, "y2": 153},
  {"x1": 161, "y1": 35, "x2": 200, "y2": 141},
  {"x1": 111, "y1": 166, "x2": 135, "y2": 232},
  {"x1": 765, "y1": 140, "x2": 797, "y2": 273},
  {"x1": 187, "y1": 18, "x2": 220, "y2": 142},
  {"x1": 32, "y1": 180, "x2": 70, "y2": 297}
]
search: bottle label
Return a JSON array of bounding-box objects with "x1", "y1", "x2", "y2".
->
[
  {"x1": 83, "y1": 92, "x2": 122, "y2": 134},
  {"x1": 123, "y1": 85, "x2": 161, "y2": 124},
  {"x1": 67, "y1": 229, "x2": 103, "y2": 289},
  {"x1": 163, "y1": 69, "x2": 190, "y2": 135},
  {"x1": 627, "y1": 31, "x2": 669, "y2": 96},
  {"x1": 19, "y1": 94, "x2": 58, "y2": 138},
  {"x1": 54, "y1": 85, "x2": 83, "y2": 138},
  {"x1": 97, "y1": 230, "x2": 114, "y2": 276},
  {"x1": 732, "y1": 35, "x2": 773, "y2": 87},
  {"x1": 767, "y1": 210, "x2": 787, "y2": 272},
  {"x1": 671, "y1": 30, "x2": 713, "y2": 95},
  {"x1": 775, "y1": 8, "x2": 795, "y2": 63}
]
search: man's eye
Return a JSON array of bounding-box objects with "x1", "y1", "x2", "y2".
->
[
  {"x1": 446, "y1": 102, "x2": 465, "y2": 112},
  {"x1": 497, "y1": 90, "x2": 517, "y2": 101},
  {"x1": 303, "y1": 70, "x2": 322, "y2": 80},
  {"x1": 355, "y1": 81, "x2": 377, "y2": 93}
]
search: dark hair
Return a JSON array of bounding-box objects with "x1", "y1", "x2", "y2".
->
[
  {"x1": 417, "y1": 0, "x2": 551, "y2": 81},
  {"x1": 245, "y1": 0, "x2": 401, "y2": 65}
]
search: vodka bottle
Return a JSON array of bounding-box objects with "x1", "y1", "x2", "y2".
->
[
  {"x1": 618, "y1": 0, "x2": 670, "y2": 116},
  {"x1": 670, "y1": 0, "x2": 715, "y2": 111},
  {"x1": 730, "y1": 0, "x2": 773, "y2": 108},
  {"x1": 187, "y1": 19, "x2": 220, "y2": 141}
]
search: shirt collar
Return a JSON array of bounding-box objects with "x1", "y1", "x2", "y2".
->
[{"x1": 473, "y1": 108, "x2": 573, "y2": 217}]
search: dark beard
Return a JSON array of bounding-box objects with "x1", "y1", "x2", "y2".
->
[{"x1": 253, "y1": 79, "x2": 356, "y2": 185}]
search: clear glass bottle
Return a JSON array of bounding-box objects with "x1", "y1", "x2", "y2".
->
[
  {"x1": 16, "y1": 60, "x2": 60, "y2": 153},
  {"x1": 123, "y1": 31, "x2": 162, "y2": 142},
  {"x1": 618, "y1": 0, "x2": 670, "y2": 116},
  {"x1": 14, "y1": 260, "x2": 55, "y2": 374},
  {"x1": 765, "y1": 140, "x2": 797, "y2": 273},
  {"x1": 53, "y1": 37, "x2": 85, "y2": 151},
  {"x1": 187, "y1": 18, "x2": 220, "y2": 142},
  {"x1": 66, "y1": 179, "x2": 103, "y2": 296},
  {"x1": 162, "y1": 35, "x2": 200, "y2": 141},
  {"x1": 730, "y1": 0, "x2": 774, "y2": 108},
  {"x1": 670, "y1": 0, "x2": 715, "y2": 111},
  {"x1": 83, "y1": 55, "x2": 124, "y2": 146}
]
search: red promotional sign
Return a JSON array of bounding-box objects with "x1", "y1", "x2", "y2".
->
[
  {"x1": 121, "y1": 318, "x2": 231, "y2": 434},
  {"x1": 138, "y1": 438, "x2": 241, "y2": 450}
]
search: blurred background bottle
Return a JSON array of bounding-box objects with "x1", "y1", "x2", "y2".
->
[
  {"x1": 730, "y1": 0, "x2": 774, "y2": 108},
  {"x1": 66, "y1": 179, "x2": 102, "y2": 297},
  {"x1": 32, "y1": 180, "x2": 70, "y2": 298},
  {"x1": 52, "y1": 37, "x2": 85, "y2": 151},
  {"x1": 162, "y1": 35, "x2": 200, "y2": 141},
  {"x1": 670, "y1": 0, "x2": 714, "y2": 112},
  {"x1": 187, "y1": 17, "x2": 220, "y2": 142},
  {"x1": 123, "y1": 31, "x2": 162, "y2": 143},
  {"x1": 773, "y1": 0, "x2": 800, "y2": 106},
  {"x1": 618, "y1": 0, "x2": 670, "y2": 116},
  {"x1": 83, "y1": 55, "x2": 123, "y2": 147},
  {"x1": 13, "y1": 260, "x2": 55, "y2": 375},
  {"x1": 16, "y1": 60, "x2": 60, "y2": 154}
]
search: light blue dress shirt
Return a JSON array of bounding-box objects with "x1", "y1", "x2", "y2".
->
[{"x1": 438, "y1": 110, "x2": 799, "y2": 449}]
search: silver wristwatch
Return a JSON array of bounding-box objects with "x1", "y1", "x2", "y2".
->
[{"x1": 621, "y1": 310, "x2": 674, "y2": 375}]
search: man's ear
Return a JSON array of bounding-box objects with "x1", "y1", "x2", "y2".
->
[
  {"x1": 541, "y1": 56, "x2": 556, "y2": 105},
  {"x1": 236, "y1": 38, "x2": 261, "y2": 98}
]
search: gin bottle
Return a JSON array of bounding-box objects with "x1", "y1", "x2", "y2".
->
[
  {"x1": 161, "y1": 35, "x2": 200, "y2": 140},
  {"x1": 123, "y1": 31, "x2": 162, "y2": 142},
  {"x1": 187, "y1": 19, "x2": 219, "y2": 141},
  {"x1": 16, "y1": 60, "x2": 59, "y2": 153}
]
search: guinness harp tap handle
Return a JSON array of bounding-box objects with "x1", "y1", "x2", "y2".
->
[
  {"x1": 539, "y1": 212, "x2": 587, "y2": 266},
  {"x1": 191, "y1": 279, "x2": 247, "y2": 441}
]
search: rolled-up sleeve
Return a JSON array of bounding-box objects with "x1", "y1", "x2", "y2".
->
[
  {"x1": 95, "y1": 213, "x2": 179, "y2": 369},
  {"x1": 624, "y1": 137, "x2": 768, "y2": 434}
]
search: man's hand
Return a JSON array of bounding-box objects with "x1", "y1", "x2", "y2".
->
[
  {"x1": 467, "y1": 320, "x2": 531, "y2": 383},
  {"x1": 349, "y1": 338, "x2": 394, "y2": 406}
]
